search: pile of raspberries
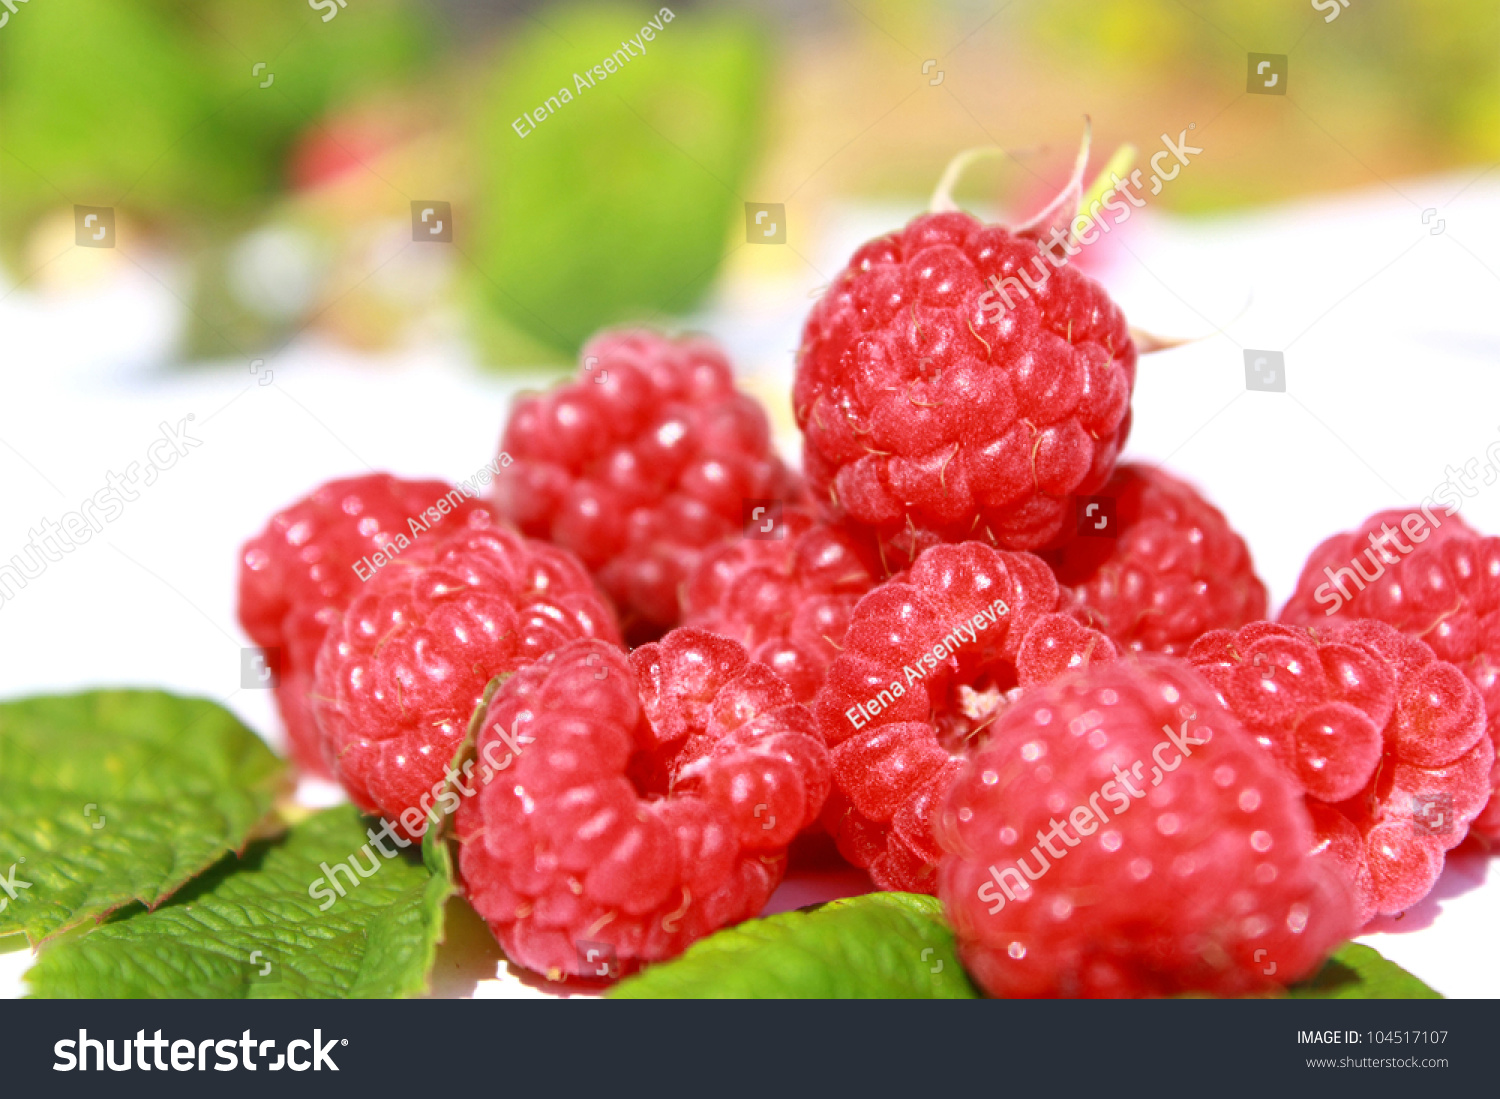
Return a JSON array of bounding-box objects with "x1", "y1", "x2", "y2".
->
[{"x1": 238, "y1": 196, "x2": 1496, "y2": 998}]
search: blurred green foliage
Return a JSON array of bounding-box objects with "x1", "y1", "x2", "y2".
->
[
  {"x1": 8, "y1": 0, "x2": 1485, "y2": 361},
  {"x1": 0, "y1": 0, "x2": 432, "y2": 258},
  {"x1": 469, "y1": 3, "x2": 768, "y2": 358}
]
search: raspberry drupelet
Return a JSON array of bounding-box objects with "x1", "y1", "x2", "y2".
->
[
  {"x1": 453, "y1": 632, "x2": 830, "y2": 980},
  {"x1": 936, "y1": 655, "x2": 1355, "y2": 998},
  {"x1": 312, "y1": 521, "x2": 620, "y2": 836},
  {"x1": 1280, "y1": 509, "x2": 1500, "y2": 841},
  {"x1": 489, "y1": 328, "x2": 804, "y2": 638},
  {"x1": 681, "y1": 507, "x2": 877, "y2": 702},
  {"x1": 1188, "y1": 620, "x2": 1492, "y2": 922},
  {"x1": 811, "y1": 540, "x2": 1117, "y2": 893},
  {"x1": 237, "y1": 473, "x2": 492, "y2": 775},
  {"x1": 1045, "y1": 463, "x2": 1267, "y2": 654}
]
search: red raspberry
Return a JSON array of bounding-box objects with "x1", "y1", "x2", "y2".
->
[
  {"x1": 793, "y1": 209, "x2": 1135, "y2": 561},
  {"x1": 453, "y1": 632, "x2": 830, "y2": 980},
  {"x1": 811, "y1": 541, "x2": 1117, "y2": 893},
  {"x1": 237, "y1": 473, "x2": 491, "y2": 774},
  {"x1": 1045, "y1": 463, "x2": 1267, "y2": 654},
  {"x1": 681, "y1": 507, "x2": 877, "y2": 702},
  {"x1": 1188, "y1": 620, "x2": 1493, "y2": 921},
  {"x1": 1280, "y1": 510, "x2": 1500, "y2": 840},
  {"x1": 312, "y1": 522, "x2": 620, "y2": 835},
  {"x1": 936, "y1": 655, "x2": 1355, "y2": 998},
  {"x1": 489, "y1": 329, "x2": 804, "y2": 636}
]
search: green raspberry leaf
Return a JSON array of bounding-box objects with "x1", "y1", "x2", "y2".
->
[
  {"x1": 1287, "y1": 943, "x2": 1442, "y2": 999},
  {"x1": 0, "y1": 690, "x2": 289, "y2": 944},
  {"x1": 609, "y1": 902, "x2": 1439, "y2": 1000},
  {"x1": 26, "y1": 805, "x2": 454, "y2": 998},
  {"x1": 610, "y1": 892, "x2": 980, "y2": 999},
  {"x1": 471, "y1": 4, "x2": 768, "y2": 357}
]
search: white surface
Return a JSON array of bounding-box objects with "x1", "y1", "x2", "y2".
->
[{"x1": 3, "y1": 171, "x2": 1500, "y2": 996}]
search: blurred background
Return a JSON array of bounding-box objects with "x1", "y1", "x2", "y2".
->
[
  {"x1": 4, "y1": 0, "x2": 1500, "y2": 995},
  {"x1": 3, "y1": 0, "x2": 1498, "y2": 370}
]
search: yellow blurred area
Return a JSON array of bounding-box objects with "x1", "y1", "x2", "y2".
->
[{"x1": 744, "y1": 0, "x2": 1500, "y2": 214}]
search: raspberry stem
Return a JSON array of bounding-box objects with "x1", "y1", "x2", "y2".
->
[{"x1": 427, "y1": 671, "x2": 511, "y2": 843}]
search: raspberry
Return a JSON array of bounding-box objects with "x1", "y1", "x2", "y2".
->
[
  {"x1": 1045, "y1": 463, "x2": 1267, "y2": 654},
  {"x1": 811, "y1": 541, "x2": 1117, "y2": 893},
  {"x1": 489, "y1": 328, "x2": 804, "y2": 636},
  {"x1": 312, "y1": 522, "x2": 620, "y2": 835},
  {"x1": 935, "y1": 655, "x2": 1355, "y2": 998},
  {"x1": 1188, "y1": 620, "x2": 1493, "y2": 921},
  {"x1": 1280, "y1": 510, "x2": 1500, "y2": 841},
  {"x1": 453, "y1": 631, "x2": 830, "y2": 980},
  {"x1": 681, "y1": 507, "x2": 877, "y2": 702},
  {"x1": 237, "y1": 473, "x2": 491, "y2": 774},
  {"x1": 793, "y1": 208, "x2": 1135, "y2": 562}
]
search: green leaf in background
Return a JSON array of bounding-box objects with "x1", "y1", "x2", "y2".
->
[
  {"x1": 0, "y1": 690, "x2": 288, "y2": 944},
  {"x1": 26, "y1": 805, "x2": 454, "y2": 999},
  {"x1": 611, "y1": 892, "x2": 980, "y2": 999},
  {"x1": 190, "y1": 0, "x2": 436, "y2": 153},
  {"x1": 471, "y1": 3, "x2": 768, "y2": 358},
  {"x1": 1287, "y1": 942, "x2": 1442, "y2": 1000},
  {"x1": 0, "y1": 0, "x2": 221, "y2": 255},
  {"x1": 0, "y1": 0, "x2": 434, "y2": 258}
]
